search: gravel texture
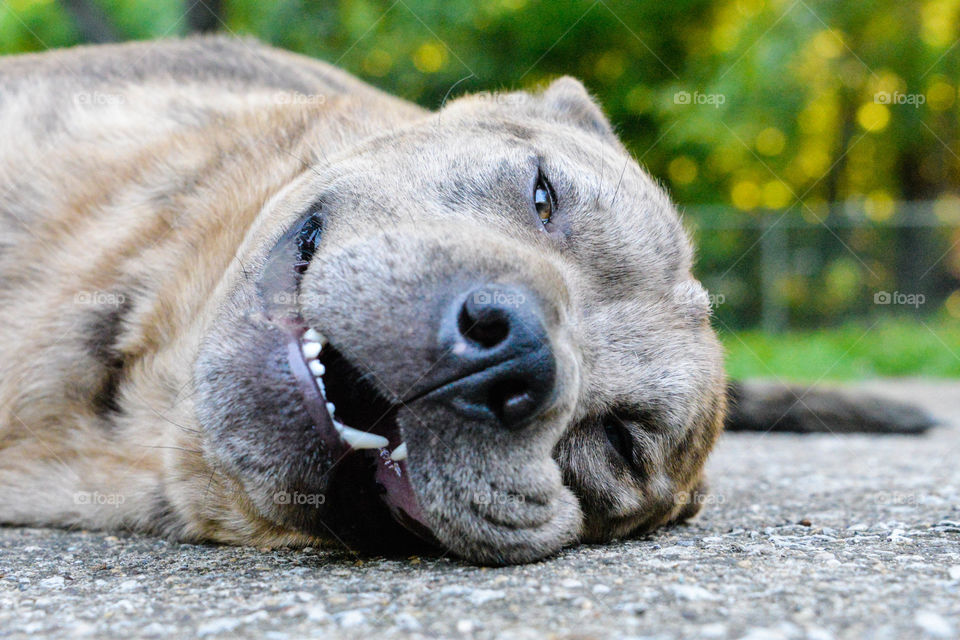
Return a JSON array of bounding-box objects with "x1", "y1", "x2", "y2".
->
[{"x1": 1, "y1": 380, "x2": 958, "y2": 640}]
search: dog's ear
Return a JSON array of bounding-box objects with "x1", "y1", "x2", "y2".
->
[{"x1": 539, "y1": 76, "x2": 615, "y2": 138}]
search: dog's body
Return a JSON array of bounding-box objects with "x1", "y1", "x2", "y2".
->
[
  {"x1": 1, "y1": 38, "x2": 434, "y2": 550},
  {"x1": 0, "y1": 38, "x2": 933, "y2": 564}
]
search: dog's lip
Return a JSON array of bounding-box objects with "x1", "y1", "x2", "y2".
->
[
  {"x1": 255, "y1": 213, "x2": 435, "y2": 544},
  {"x1": 280, "y1": 321, "x2": 435, "y2": 540},
  {"x1": 281, "y1": 322, "x2": 346, "y2": 455}
]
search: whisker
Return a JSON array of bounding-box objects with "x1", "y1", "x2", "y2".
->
[
  {"x1": 610, "y1": 157, "x2": 630, "y2": 209},
  {"x1": 138, "y1": 445, "x2": 203, "y2": 455}
]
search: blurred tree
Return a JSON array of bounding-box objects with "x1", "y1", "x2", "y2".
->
[
  {"x1": 1, "y1": 0, "x2": 957, "y2": 329},
  {"x1": 186, "y1": 0, "x2": 220, "y2": 33},
  {"x1": 60, "y1": 0, "x2": 118, "y2": 42}
]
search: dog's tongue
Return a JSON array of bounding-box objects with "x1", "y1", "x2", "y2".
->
[{"x1": 369, "y1": 448, "x2": 436, "y2": 543}]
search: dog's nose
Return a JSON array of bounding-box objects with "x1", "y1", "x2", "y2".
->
[{"x1": 435, "y1": 285, "x2": 557, "y2": 429}]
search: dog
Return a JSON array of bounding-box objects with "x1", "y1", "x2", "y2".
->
[{"x1": 0, "y1": 37, "x2": 933, "y2": 564}]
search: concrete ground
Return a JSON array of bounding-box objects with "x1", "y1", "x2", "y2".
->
[{"x1": 1, "y1": 380, "x2": 958, "y2": 640}]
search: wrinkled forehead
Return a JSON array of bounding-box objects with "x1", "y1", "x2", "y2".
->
[{"x1": 325, "y1": 112, "x2": 693, "y2": 286}]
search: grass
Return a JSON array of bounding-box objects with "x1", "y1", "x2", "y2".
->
[{"x1": 721, "y1": 316, "x2": 960, "y2": 382}]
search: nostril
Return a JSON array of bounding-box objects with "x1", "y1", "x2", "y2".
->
[
  {"x1": 488, "y1": 379, "x2": 537, "y2": 428},
  {"x1": 458, "y1": 302, "x2": 510, "y2": 349},
  {"x1": 437, "y1": 284, "x2": 556, "y2": 430}
]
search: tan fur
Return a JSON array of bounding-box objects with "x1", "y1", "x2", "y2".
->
[{"x1": 0, "y1": 37, "x2": 725, "y2": 564}]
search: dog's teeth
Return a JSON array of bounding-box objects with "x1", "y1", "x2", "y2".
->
[
  {"x1": 304, "y1": 328, "x2": 326, "y2": 344},
  {"x1": 339, "y1": 425, "x2": 389, "y2": 450},
  {"x1": 301, "y1": 341, "x2": 322, "y2": 360},
  {"x1": 333, "y1": 420, "x2": 345, "y2": 433},
  {"x1": 315, "y1": 378, "x2": 325, "y2": 395},
  {"x1": 326, "y1": 402, "x2": 336, "y2": 416},
  {"x1": 390, "y1": 442, "x2": 408, "y2": 461},
  {"x1": 308, "y1": 360, "x2": 325, "y2": 377}
]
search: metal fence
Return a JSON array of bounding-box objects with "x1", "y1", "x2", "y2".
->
[{"x1": 686, "y1": 201, "x2": 960, "y2": 332}]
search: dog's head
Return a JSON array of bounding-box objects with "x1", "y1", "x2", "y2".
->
[{"x1": 193, "y1": 77, "x2": 725, "y2": 564}]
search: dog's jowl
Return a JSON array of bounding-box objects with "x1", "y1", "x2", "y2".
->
[{"x1": 4, "y1": 37, "x2": 920, "y2": 564}]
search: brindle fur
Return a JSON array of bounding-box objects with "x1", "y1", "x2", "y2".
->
[{"x1": 0, "y1": 37, "x2": 860, "y2": 564}]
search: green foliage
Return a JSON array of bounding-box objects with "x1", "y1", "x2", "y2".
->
[
  {"x1": 2, "y1": 0, "x2": 959, "y2": 340},
  {"x1": 724, "y1": 315, "x2": 960, "y2": 380},
  {"x1": 7, "y1": 0, "x2": 957, "y2": 209}
]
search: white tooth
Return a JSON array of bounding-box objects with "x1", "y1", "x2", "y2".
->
[
  {"x1": 333, "y1": 420, "x2": 345, "y2": 433},
  {"x1": 304, "y1": 328, "x2": 326, "y2": 344},
  {"x1": 301, "y1": 341, "x2": 322, "y2": 360},
  {"x1": 308, "y1": 360, "x2": 325, "y2": 376},
  {"x1": 390, "y1": 442, "x2": 408, "y2": 461},
  {"x1": 326, "y1": 402, "x2": 336, "y2": 416},
  {"x1": 339, "y1": 425, "x2": 389, "y2": 450}
]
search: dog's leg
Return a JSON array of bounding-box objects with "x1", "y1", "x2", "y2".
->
[{"x1": 724, "y1": 381, "x2": 937, "y2": 434}]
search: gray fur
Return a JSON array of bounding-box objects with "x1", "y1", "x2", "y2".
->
[{"x1": 1, "y1": 37, "x2": 726, "y2": 564}]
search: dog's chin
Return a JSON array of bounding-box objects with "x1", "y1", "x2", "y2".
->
[{"x1": 394, "y1": 400, "x2": 583, "y2": 565}]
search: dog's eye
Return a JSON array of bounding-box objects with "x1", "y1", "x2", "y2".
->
[
  {"x1": 603, "y1": 419, "x2": 633, "y2": 462},
  {"x1": 295, "y1": 213, "x2": 323, "y2": 265},
  {"x1": 533, "y1": 172, "x2": 555, "y2": 225}
]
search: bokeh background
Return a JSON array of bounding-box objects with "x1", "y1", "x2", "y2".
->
[{"x1": 3, "y1": 0, "x2": 959, "y2": 380}]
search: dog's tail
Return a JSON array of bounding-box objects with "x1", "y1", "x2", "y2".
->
[{"x1": 724, "y1": 381, "x2": 938, "y2": 434}]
